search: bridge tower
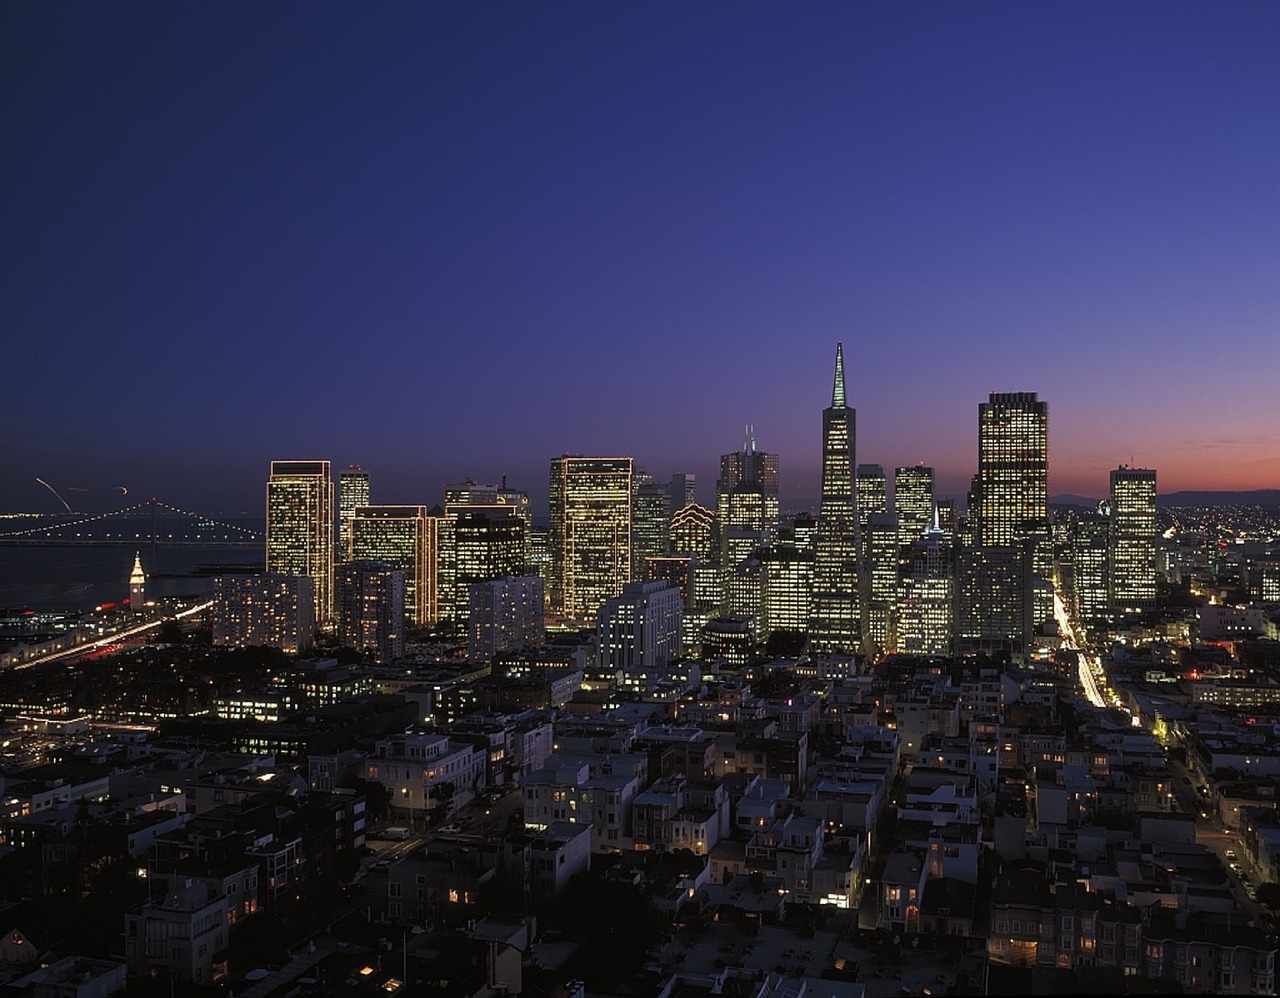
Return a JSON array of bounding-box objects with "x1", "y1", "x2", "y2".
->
[{"x1": 129, "y1": 552, "x2": 147, "y2": 613}]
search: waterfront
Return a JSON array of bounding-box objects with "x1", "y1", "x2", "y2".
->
[{"x1": 0, "y1": 544, "x2": 261, "y2": 613}]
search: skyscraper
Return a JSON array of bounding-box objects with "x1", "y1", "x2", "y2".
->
[
  {"x1": 1109, "y1": 466, "x2": 1158, "y2": 615},
  {"x1": 338, "y1": 465, "x2": 370, "y2": 557},
  {"x1": 632, "y1": 471, "x2": 672, "y2": 577},
  {"x1": 810, "y1": 343, "x2": 861, "y2": 654},
  {"x1": 348, "y1": 505, "x2": 437, "y2": 626},
  {"x1": 977, "y1": 393, "x2": 1049, "y2": 566},
  {"x1": 266, "y1": 460, "x2": 333, "y2": 627},
  {"x1": 976, "y1": 392, "x2": 1051, "y2": 638},
  {"x1": 716, "y1": 428, "x2": 780, "y2": 569},
  {"x1": 894, "y1": 465, "x2": 935, "y2": 550},
  {"x1": 335, "y1": 561, "x2": 405, "y2": 663},
  {"x1": 670, "y1": 502, "x2": 716, "y2": 562},
  {"x1": 856, "y1": 464, "x2": 888, "y2": 534},
  {"x1": 548, "y1": 455, "x2": 633, "y2": 622}
]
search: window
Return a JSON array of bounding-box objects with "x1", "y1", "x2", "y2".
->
[{"x1": 388, "y1": 883, "x2": 401, "y2": 898}]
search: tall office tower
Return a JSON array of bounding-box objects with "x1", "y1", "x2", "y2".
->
[
  {"x1": 446, "y1": 509, "x2": 527, "y2": 623},
  {"x1": 212, "y1": 573, "x2": 315, "y2": 653},
  {"x1": 856, "y1": 464, "x2": 888, "y2": 534},
  {"x1": 645, "y1": 555, "x2": 694, "y2": 608},
  {"x1": 726, "y1": 556, "x2": 765, "y2": 640},
  {"x1": 760, "y1": 541, "x2": 814, "y2": 638},
  {"x1": 549, "y1": 455, "x2": 633, "y2": 622},
  {"x1": 444, "y1": 479, "x2": 533, "y2": 561},
  {"x1": 955, "y1": 546, "x2": 1030, "y2": 658},
  {"x1": 338, "y1": 465, "x2": 370, "y2": 557},
  {"x1": 469, "y1": 575, "x2": 545, "y2": 664},
  {"x1": 810, "y1": 343, "x2": 861, "y2": 654},
  {"x1": 898, "y1": 517, "x2": 954, "y2": 656},
  {"x1": 335, "y1": 561, "x2": 405, "y2": 664},
  {"x1": 1109, "y1": 466, "x2": 1158, "y2": 615},
  {"x1": 977, "y1": 393, "x2": 1051, "y2": 630},
  {"x1": 597, "y1": 580, "x2": 683, "y2": 680},
  {"x1": 670, "y1": 502, "x2": 717, "y2": 562},
  {"x1": 266, "y1": 460, "x2": 333, "y2": 627},
  {"x1": 1069, "y1": 507, "x2": 1110, "y2": 635},
  {"x1": 669, "y1": 473, "x2": 697, "y2": 510},
  {"x1": 895, "y1": 466, "x2": 935, "y2": 549},
  {"x1": 864, "y1": 511, "x2": 900, "y2": 655},
  {"x1": 632, "y1": 471, "x2": 672, "y2": 577},
  {"x1": 936, "y1": 499, "x2": 958, "y2": 535},
  {"x1": 716, "y1": 428, "x2": 780, "y2": 568},
  {"x1": 348, "y1": 505, "x2": 436, "y2": 626}
]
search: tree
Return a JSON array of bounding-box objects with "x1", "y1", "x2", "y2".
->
[
  {"x1": 1255, "y1": 882, "x2": 1280, "y2": 909},
  {"x1": 429, "y1": 781, "x2": 456, "y2": 823}
]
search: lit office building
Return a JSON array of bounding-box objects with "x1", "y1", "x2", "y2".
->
[
  {"x1": 671, "y1": 502, "x2": 717, "y2": 563},
  {"x1": 895, "y1": 466, "x2": 935, "y2": 550},
  {"x1": 810, "y1": 343, "x2": 861, "y2": 654},
  {"x1": 856, "y1": 464, "x2": 888, "y2": 534},
  {"x1": 266, "y1": 460, "x2": 333, "y2": 627},
  {"x1": 1109, "y1": 466, "x2": 1158, "y2": 615},
  {"x1": 632, "y1": 471, "x2": 673, "y2": 577},
  {"x1": 444, "y1": 479, "x2": 533, "y2": 561},
  {"x1": 955, "y1": 546, "x2": 1030, "y2": 659},
  {"x1": 898, "y1": 519, "x2": 954, "y2": 656},
  {"x1": 212, "y1": 573, "x2": 315, "y2": 653},
  {"x1": 645, "y1": 555, "x2": 694, "y2": 607},
  {"x1": 726, "y1": 556, "x2": 765, "y2": 640},
  {"x1": 469, "y1": 575, "x2": 545, "y2": 664},
  {"x1": 348, "y1": 505, "x2": 437, "y2": 626},
  {"x1": 1069, "y1": 508, "x2": 1110, "y2": 634},
  {"x1": 716, "y1": 429, "x2": 779, "y2": 569},
  {"x1": 443, "y1": 508, "x2": 527, "y2": 624},
  {"x1": 760, "y1": 543, "x2": 814, "y2": 637},
  {"x1": 335, "y1": 561, "x2": 404, "y2": 663},
  {"x1": 549, "y1": 455, "x2": 633, "y2": 622},
  {"x1": 976, "y1": 393, "x2": 1050, "y2": 626},
  {"x1": 864, "y1": 511, "x2": 899, "y2": 655},
  {"x1": 338, "y1": 465, "x2": 370, "y2": 557}
]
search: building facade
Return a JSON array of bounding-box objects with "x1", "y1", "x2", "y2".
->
[{"x1": 266, "y1": 460, "x2": 333, "y2": 627}]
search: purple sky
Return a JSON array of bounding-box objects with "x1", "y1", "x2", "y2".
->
[{"x1": 4, "y1": 2, "x2": 1279, "y2": 517}]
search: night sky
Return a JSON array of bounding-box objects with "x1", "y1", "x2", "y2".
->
[{"x1": 4, "y1": 2, "x2": 1279, "y2": 517}]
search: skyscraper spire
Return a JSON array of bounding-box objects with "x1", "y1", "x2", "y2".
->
[{"x1": 832, "y1": 341, "x2": 846, "y2": 408}]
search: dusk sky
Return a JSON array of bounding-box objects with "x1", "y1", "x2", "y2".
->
[{"x1": 4, "y1": 2, "x2": 1279, "y2": 517}]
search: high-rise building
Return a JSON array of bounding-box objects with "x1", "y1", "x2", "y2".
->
[
  {"x1": 716, "y1": 428, "x2": 780, "y2": 569},
  {"x1": 632, "y1": 471, "x2": 672, "y2": 577},
  {"x1": 856, "y1": 464, "x2": 887, "y2": 534},
  {"x1": 549, "y1": 455, "x2": 633, "y2": 622},
  {"x1": 810, "y1": 343, "x2": 861, "y2": 654},
  {"x1": 212, "y1": 573, "x2": 315, "y2": 653},
  {"x1": 1109, "y1": 466, "x2": 1158, "y2": 615},
  {"x1": 335, "y1": 561, "x2": 405, "y2": 663},
  {"x1": 670, "y1": 502, "x2": 716, "y2": 562},
  {"x1": 469, "y1": 575, "x2": 545, "y2": 664},
  {"x1": 439, "y1": 481, "x2": 531, "y2": 624},
  {"x1": 266, "y1": 460, "x2": 333, "y2": 627},
  {"x1": 894, "y1": 466, "x2": 935, "y2": 550},
  {"x1": 760, "y1": 541, "x2": 813, "y2": 638},
  {"x1": 864, "y1": 511, "x2": 899, "y2": 655},
  {"x1": 976, "y1": 393, "x2": 1051, "y2": 640},
  {"x1": 898, "y1": 517, "x2": 954, "y2": 656},
  {"x1": 338, "y1": 465, "x2": 370, "y2": 557},
  {"x1": 348, "y1": 505, "x2": 437, "y2": 626},
  {"x1": 955, "y1": 546, "x2": 1030, "y2": 658},
  {"x1": 669, "y1": 473, "x2": 697, "y2": 510},
  {"x1": 977, "y1": 393, "x2": 1049, "y2": 570},
  {"x1": 597, "y1": 580, "x2": 683, "y2": 680},
  {"x1": 1069, "y1": 507, "x2": 1110, "y2": 635}
]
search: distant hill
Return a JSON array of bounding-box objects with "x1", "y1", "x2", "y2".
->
[
  {"x1": 1049, "y1": 494, "x2": 1100, "y2": 508},
  {"x1": 1158, "y1": 490, "x2": 1280, "y2": 507}
]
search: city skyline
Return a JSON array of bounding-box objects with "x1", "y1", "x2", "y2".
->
[{"x1": 4, "y1": 4, "x2": 1279, "y2": 514}]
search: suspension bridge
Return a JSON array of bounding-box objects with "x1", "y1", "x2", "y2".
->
[{"x1": 0, "y1": 499, "x2": 264, "y2": 548}]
